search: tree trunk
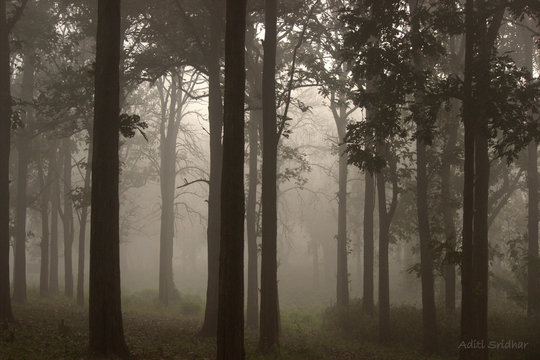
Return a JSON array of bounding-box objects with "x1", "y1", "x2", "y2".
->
[
  {"x1": 159, "y1": 74, "x2": 181, "y2": 305},
  {"x1": 521, "y1": 19, "x2": 540, "y2": 319},
  {"x1": 200, "y1": 2, "x2": 223, "y2": 336},
  {"x1": 441, "y1": 109, "x2": 458, "y2": 315},
  {"x1": 0, "y1": 0, "x2": 14, "y2": 321},
  {"x1": 363, "y1": 171, "x2": 375, "y2": 314},
  {"x1": 260, "y1": 0, "x2": 280, "y2": 351},
  {"x1": 409, "y1": 1, "x2": 438, "y2": 351},
  {"x1": 76, "y1": 146, "x2": 91, "y2": 306},
  {"x1": 49, "y1": 144, "x2": 60, "y2": 295},
  {"x1": 376, "y1": 166, "x2": 390, "y2": 343},
  {"x1": 38, "y1": 154, "x2": 50, "y2": 297},
  {"x1": 88, "y1": 0, "x2": 128, "y2": 356},
  {"x1": 336, "y1": 111, "x2": 349, "y2": 307},
  {"x1": 216, "y1": 0, "x2": 247, "y2": 357},
  {"x1": 13, "y1": 50, "x2": 35, "y2": 304},
  {"x1": 63, "y1": 139, "x2": 74, "y2": 298},
  {"x1": 246, "y1": 108, "x2": 260, "y2": 330},
  {"x1": 416, "y1": 138, "x2": 438, "y2": 353}
]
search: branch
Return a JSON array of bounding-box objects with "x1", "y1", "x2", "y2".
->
[
  {"x1": 7, "y1": 0, "x2": 29, "y2": 33},
  {"x1": 176, "y1": 178, "x2": 209, "y2": 190}
]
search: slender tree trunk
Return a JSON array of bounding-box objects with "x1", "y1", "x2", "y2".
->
[
  {"x1": 521, "y1": 19, "x2": 540, "y2": 319},
  {"x1": 363, "y1": 171, "x2": 375, "y2": 314},
  {"x1": 312, "y1": 240, "x2": 319, "y2": 290},
  {"x1": 13, "y1": 50, "x2": 35, "y2": 304},
  {"x1": 159, "y1": 75, "x2": 181, "y2": 305},
  {"x1": 88, "y1": 0, "x2": 128, "y2": 356},
  {"x1": 260, "y1": 0, "x2": 280, "y2": 351},
  {"x1": 416, "y1": 138, "x2": 438, "y2": 353},
  {"x1": 246, "y1": 108, "x2": 260, "y2": 330},
  {"x1": 459, "y1": 3, "x2": 475, "y2": 358},
  {"x1": 49, "y1": 145, "x2": 60, "y2": 295},
  {"x1": 0, "y1": 0, "x2": 14, "y2": 320},
  {"x1": 38, "y1": 154, "x2": 50, "y2": 297},
  {"x1": 216, "y1": 0, "x2": 247, "y2": 357},
  {"x1": 76, "y1": 146, "x2": 91, "y2": 306},
  {"x1": 409, "y1": 1, "x2": 438, "y2": 351},
  {"x1": 441, "y1": 113, "x2": 458, "y2": 315},
  {"x1": 201, "y1": 1, "x2": 224, "y2": 336},
  {"x1": 335, "y1": 110, "x2": 349, "y2": 307},
  {"x1": 63, "y1": 139, "x2": 74, "y2": 298},
  {"x1": 376, "y1": 166, "x2": 390, "y2": 343}
]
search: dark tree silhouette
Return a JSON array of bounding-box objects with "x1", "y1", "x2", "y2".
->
[
  {"x1": 0, "y1": 0, "x2": 14, "y2": 322},
  {"x1": 88, "y1": 0, "x2": 128, "y2": 356},
  {"x1": 260, "y1": 0, "x2": 280, "y2": 351},
  {"x1": 216, "y1": 0, "x2": 247, "y2": 358},
  {"x1": 63, "y1": 139, "x2": 74, "y2": 298},
  {"x1": 12, "y1": 49, "x2": 35, "y2": 304}
]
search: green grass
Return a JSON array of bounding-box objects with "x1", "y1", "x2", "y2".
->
[{"x1": 0, "y1": 291, "x2": 537, "y2": 359}]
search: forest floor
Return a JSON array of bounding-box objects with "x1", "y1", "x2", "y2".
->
[{"x1": 0, "y1": 290, "x2": 535, "y2": 360}]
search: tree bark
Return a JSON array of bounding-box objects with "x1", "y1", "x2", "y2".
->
[
  {"x1": 333, "y1": 100, "x2": 349, "y2": 307},
  {"x1": 246, "y1": 108, "x2": 260, "y2": 330},
  {"x1": 49, "y1": 144, "x2": 60, "y2": 295},
  {"x1": 441, "y1": 112, "x2": 458, "y2": 315},
  {"x1": 13, "y1": 49, "x2": 35, "y2": 304},
  {"x1": 76, "y1": 141, "x2": 91, "y2": 306},
  {"x1": 260, "y1": 0, "x2": 280, "y2": 351},
  {"x1": 0, "y1": 0, "x2": 14, "y2": 321},
  {"x1": 409, "y1": 1, "x2": 438, "y2": 351},
  {"x1": 416, "y1": 138, "x2": 438, "y2": 353},
  {"x1": 216, "y1": 0, "x2": 247, "y2": 357},
  {"x1": 363, "y1": 170, "x2": 375, "y2": 313},
  {"x1": 200, "y1": 1, "x2": 223, "y2": 336},
  {"x1": 63, "y1": 139, "x2": 74, "y2": 298},
  {"x1": 38, "y1": 153, "x2": 50, "y2": 297},
  {"x1": 376, "y1": 166, "x2": 390, "y2": 343},
  {"x1": 158, "y1": 74, "x2": 182, "y2": 305},
  {"x1": 88, "y1": 0, "x2": 128, "y2": 356},
  {"x1": 521, "y1": 19, "x2": 540, "y2": 319}
]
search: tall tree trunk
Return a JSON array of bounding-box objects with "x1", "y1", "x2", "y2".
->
[
  {"x1": 363, "y1": 171, "x2": 375, "y2": 314},
  {"x1": 459, "y1": 2, "x2": 476, "y2": 358},
  {"x1": 334, "y1": 102, "x2": 349, "y2": 307},
  {"x1": 63, "y1": 139, "x2": 74, "y2": 298},
  {"x1": 200, "y1": 1, "x2": 224, "y2": 336},
  {"x1": 49, "y1": 144, "x2": 60, "y2": 295},
  {"x1": 216, "y1": 0, "x2": 247, "y2": 357},
  {"x1": 260, "y1": 0, "x2": 280, "y2": 351},
  {"x1": 76, "y1": 141, "x2": 91, "y2": 306},
  {"x1": 441, "y1": 111, "x2": 458, "y2": 315},
  {"x1": 521, "y1": 19, "x2": 540, "y2": 319},
  {"x1": 246, "y1": 108, "x2": 260, "y2": 330},
  {"x1": 460, "y1": 3, "x2": 503, "y2": 359},
  {"x1": 89, "y1": 0, "x2": 128, "y2": 356},
  {"x1": 159, "y1": 75, "x2": 181, "y2": 305},
  {"x1": 0, "y1": 0, "x2": 14, "y2": 321},
  {"x1": 376, "y1": 166, "x2": 390, "y2": 343},
  {"x1": 13, "y1": 50, "x2": 35, "y2": 304},
  {"x1": 38, "y1": 154, "x2": 50, "y2": 297},
  {"x1": 409, "y1": 1, "x2": 438, "y2": 351},
  {"x1": 416, "y1": 138, "x2": 438, "y2": 353}
]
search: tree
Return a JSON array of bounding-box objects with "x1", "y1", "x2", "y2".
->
[
  {"x1": 260, "y1": 0, "x2": 280, "y2": 351},
  {"x1": 49, "y1": 143, "x2": 59, "y2": 294},
  {"x1": 88, "y1": 0, "x2": 128, "y2": 356},
  {"x1": 63, "y1": 139, "x2": 74, "y2": 298},
  {"x1": 0, "y1": 0, "x2": 15, "y2": 322},
  {"x1": 37, "y1": 147, "x2": 51, "y2": 297},
  {"x1": 216, "y1": 0, "x2": 247, "y2": 357}
]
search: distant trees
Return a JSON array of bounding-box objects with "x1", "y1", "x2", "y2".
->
[
  {"x1": 88, "y1": 0, "x2": 128, "y2": 356},
  {"x1": 216, "y1": 0, "x2": 247, "y2": 358}
]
